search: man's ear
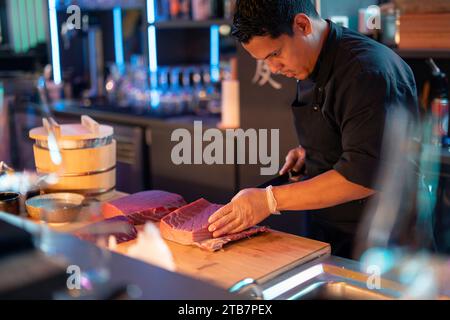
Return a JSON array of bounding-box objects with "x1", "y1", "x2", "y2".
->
[{"x1": 293, "y1": 14, "x2": 313, "y2": 36}]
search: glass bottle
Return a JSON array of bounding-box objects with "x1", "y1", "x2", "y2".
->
[{"x1": 427, "y1": 59, "x2": 449, "y2": 146}]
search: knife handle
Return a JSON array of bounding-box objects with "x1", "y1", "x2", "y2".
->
[{"x1": 289, "y1": 166, "x2": 307, "y2": 182}]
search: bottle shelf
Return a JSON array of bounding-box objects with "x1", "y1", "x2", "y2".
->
[
  {"x1": 55, "y1": 0, "x2": 145, "y2": 11},
  {"x1": 153, "y1": 19, "x2": 232, "y2": 29},
  {"x1": 394, "y1": 48, "x2": 450, "y2": 59}
]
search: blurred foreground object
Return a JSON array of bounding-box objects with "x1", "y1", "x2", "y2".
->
[
  {"x1": 127, "y1": 223, "x2": 176, "y2": 272},
  {"x1": 355, "y1": 105, "x2": 450, "y2": 299}
]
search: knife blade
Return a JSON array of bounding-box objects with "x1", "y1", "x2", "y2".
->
[{"x1": 257, "y1": 167, "x2": 307, "y2": 189}]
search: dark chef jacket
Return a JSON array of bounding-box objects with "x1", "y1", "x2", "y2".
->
[{"x1": 292, "y1": 20, "x2": 419, "y2": 258}]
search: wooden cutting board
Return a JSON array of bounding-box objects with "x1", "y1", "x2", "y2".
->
[
  {"x1": 116, "y1": 225, "x2": 330, "y2": 289},
  {"x1": 62, "y1": 192, "x2": 330, "y2": 290}
]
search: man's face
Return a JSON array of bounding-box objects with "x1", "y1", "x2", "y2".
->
[{"x1": 242, "y1": 22, "x2": 318, "y2": 80}]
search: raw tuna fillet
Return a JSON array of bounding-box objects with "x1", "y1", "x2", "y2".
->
[
  {"x1": 160, "y1": 199, "x2": 269, "y2": 250},
  {"x1": 75, "y1": 216, "x2": 138, "y2": 244},
  {"x1": 102, "y1": 191, "x2": 187, "y2": 225},
  {"x1": 194, "y1": 226, "x2": 269, "y2": 252},
  {"x1": 160, "y1": 198, "x2": 222, "y2": 245}
]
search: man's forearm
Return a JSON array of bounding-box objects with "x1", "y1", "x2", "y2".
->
[{"x1": 272, "y1": 170, "x2": 376, "y2": 211}]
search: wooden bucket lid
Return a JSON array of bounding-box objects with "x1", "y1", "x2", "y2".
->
[{"x1": 29, "y1": 116, "x2": 113, "y2": 142}]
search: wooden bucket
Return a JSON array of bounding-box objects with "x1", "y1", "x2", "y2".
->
[{"x1": 29, "y1": 116, "x2": 116, "y2": 197}]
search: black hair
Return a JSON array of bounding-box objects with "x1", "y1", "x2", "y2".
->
[{"x1": 232, "y1": 0, "x2": 320, "y2": 43}]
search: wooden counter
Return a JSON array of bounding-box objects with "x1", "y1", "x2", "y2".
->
[
  {"x1": 117, "y1": 225, "x2": 330, "y2": 289},
  {"x1": 44, "y1": 191, "x2": 331, "y2": 290}
]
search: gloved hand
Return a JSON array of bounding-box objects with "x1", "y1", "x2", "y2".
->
[{"x1": 208, "y1": 188, "x2": 271, "y2": 238}]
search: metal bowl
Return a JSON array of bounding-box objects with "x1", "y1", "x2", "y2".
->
[{"x1": 26, "y1": 193, "x2": 85, "y2": 224}]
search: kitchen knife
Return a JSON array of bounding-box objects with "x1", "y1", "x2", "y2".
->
[{"x1": 257, "y1": 168, "x2": 307, "y2": 188}]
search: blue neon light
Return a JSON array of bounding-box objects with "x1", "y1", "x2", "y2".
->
[
  {"x1": 147, "y1": 0, "x2": 156, "y2": 24},
  {"x1": 148, "y1": 25, "x2": 158, "y2": 73},
  {"x1": 113, "y1": 7, "x2": 124, "y2": 67},
  {"x1": 48, "y1": 0, "x2": 62, "y2": 85},
  {"x1": 210, "y1": 25, "x2": 220, "y2": 83},
  {"x1": 150, "y1": 71, "x2": 158, "y2": 90},
  {"x1": 150, "y1": 89, "x2": 160, "y2": 109}
]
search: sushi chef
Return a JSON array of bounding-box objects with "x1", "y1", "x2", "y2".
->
[{"x1": 208, "y1": 0, "x2": 419, "y2": 258}]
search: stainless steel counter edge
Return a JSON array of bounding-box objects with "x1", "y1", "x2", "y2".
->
[{"x1": 0, "y1": 212, "x2": 239, "y2": 300}]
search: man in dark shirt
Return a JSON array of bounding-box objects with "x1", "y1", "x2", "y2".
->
[{"x1": 207, "y1": 0, "x2": 419, "y2": 258}]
